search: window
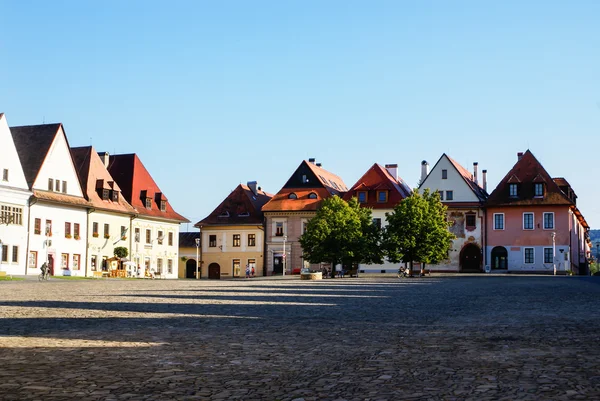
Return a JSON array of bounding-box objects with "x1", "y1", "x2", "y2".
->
[
  {"x1": 275, "y1": 222, "x2": 284, "y2": 236},
  {"x1": 302, "y1": 174, "x2": 308, "y2": 183},
  {"x1": 11, "y1": 246, "x2": 18, "y2": 263},
  {"x1": 524, "y1": 248, "x2": 534, "y2": 264},
  {"x1": 158, "y1": 230, "x2": 164, "y2": 245},
  {"x1": 45, "y1": 220, "x2": 52, "y2": 236},
  {"x1": 145, "y1": 198, "x2": 152, "y2": 209},
  {"x1": 29, "y1": 251, "x2": 37, "y2": 269},
  {"x1": 509, "y1": 183, "x2": 518, "y2": 197},
  {"x1": 91, "y1": 255, "x2": 97, "y2": 271},
  {"x1": 135, "y1": 228, "x2": 140, "y2": 242},
  {"x1": 446, "y1": 191, "x2": 453, "y2": 201},
  {"x1": 308, "y1": 192, "x2": 317, "y2": 199},
  {"x1": 146, "y1": 229, "x2": 151, "y2": 244},
  {"x1": 104, "y1": 223, "x2": 110, "y2": 237},
  {"x1": 523, "y1": 213, "x2": 534, "y2": 230},
  {"x1": 112, "y1": 190, "x2": 119, "y2": 202},
  {"x1": 102, "y1": 189, "x2": 110, "y2": 200},
  {"x1": 160, "y1": 200, "x2": 166, "y2": 212},
  {"x1": 0, "y1": 205, "x2": 23, "y2": 226},
  {"x1": 544, "y1": 248, "x2": 553, "y2": 264},
  {"x1": 1, "y1": 245, "x2": 7, "y2": 262},
  {"x1": 302, "y1": 221, "x2": 308, "y2": 234},
  {"x1": 157, "y1": 258, "x2": 163, "y2": 274},
  {"x1": 121, "y1": 226, "x2": 127, "y2": 239},
  {"x1": 209, "y1": 235, "x2": 217, "y2": 247},
  {"x1": 65, "y1": 222, "x2": 72, "y2": 238},
  {"x1": 494, "y1": 214, "x2": 504, "y2": 230},
  {"x1": 168, "y1": 232, "x2": 173, "y2": 246},
  {"x1": 48, "y1": 178, "x2": 54, "y2": 191},
  {"x1": 372, "y1": 218, "x2": 382, "y2": 229},
  {"x1": 62, "y1": 181, "x2": 67, "y2": 194},
  {"x1": 248, "y1": 234, "x2": 256, "y2": 247},
  {"x1": 465, "y1": 213, "x2": 476, "y2": 229},
  {"x1": 73, "y1": 254, "x2": 80, "y2": 270},
  {"x1": 74, "y1": 223, "x2": 80, "y2": 239},
  {"x1": 442, "y1": 169, "x2": 448, "y2": 179},
  {"x1": 167, "y1": 259, "x2": 173, "y2": 274},
  {"x1": 358, "y1": 191, "x2": 367, "y2": 203},
  {"x1": 248, "y1": 258, "x2": 256, "y2": 272},
  {"x1": 55, "y1": 179, "x2": 60, "y2": 192},
  {"x1": 61, "y1": 253, "x2": 69, "y2": 269},
  {"x1": 34, "y1": 218, "x2": 41, "y2": 235},
  {"x1": 233, "y1": 234, "x2": 241, "y2": 247},
  {"x1": 233, "y1": 259, "x2": 241, "y2": 277},
  {"x1": 2, "y1": 169, "x2": 7, "y2": 181},
  {"x1": 438, "y1": 191, "x2": 443, "y2": 200},
  {"x1": 543, "y1": 212, "x2": 554, "y2": 229},
  {"x1": 93, "y1": 222, "x2": 99, "y2": 237},
  {"x1": 288, "y1": 193, "x2": 297, "y2": 199},
  {"x1": 377, "y1": 191, "x2": 388, "y2": 203},
  {"x1": 534, "y1": 183, "x2": 544, "y2": 197}
]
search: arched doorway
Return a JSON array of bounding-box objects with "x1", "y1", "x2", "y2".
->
[
  {"x1": 186, "y1": 259, "x2": 199, "y2": 279},
  {"x1": 208, "y1": 263, "x2": 220, "y2": 279},
  {"x1": 460, "y1": 243, "x2": 482, "y2": 273},
  {"x1": 48, "y1": 254, "x2": 55, "y2": 276},
  {"x1": 491, "y1": 246, "x2": 508, "y2": 270}
]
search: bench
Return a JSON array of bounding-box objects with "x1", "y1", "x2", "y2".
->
[
  {"x1": 92, "y1": 271, "x2": 104, "y2": 278},
  {"x1": 0, "y1": 271, "x2": 10, "y2": 279}
]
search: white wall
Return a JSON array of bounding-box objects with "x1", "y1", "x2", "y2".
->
[
  {"x1": 86, "y1": 210, "x2": 132, "y2": 276},
  {"x1": 420, "y1": 155, "x2": 480, "y2": 203},
  {"x1": 130, "y1": 217, "x2": 180, "y2": 278}
]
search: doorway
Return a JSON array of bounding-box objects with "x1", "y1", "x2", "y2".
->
[
  {"x1": 460, "y1": 243, "x2": 481, "y2": 273},
  {"x1": 491, "y1": 246, "x2": 508, "y2": 269},
  {"x1": 48, "y1": 254, "x2": 55, "y2": 276},
  {"x1": 273, "y1": 255, "x2": 283, "y2": 275},
  {"x1": 186, "y1": 259, "x2": 198, "y2": 278},
  {"x1": 208, "y1": 263, "x2": 220, "y2": 279}
]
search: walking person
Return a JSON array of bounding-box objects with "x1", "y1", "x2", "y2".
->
[
  {"x1": 251, "y1": 265, "x2": 255, "y2": 278},
  {"x1": 245, "y1": 264, "x2": 250, "y2": 278}
]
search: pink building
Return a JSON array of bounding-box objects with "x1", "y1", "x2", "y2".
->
[{"x1": 486, "y1": 150, "x2": 591, "y2": 274}]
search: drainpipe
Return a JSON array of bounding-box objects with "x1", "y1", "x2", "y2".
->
[
  {"x1": 483, "y1": 207, "x2": 488, "y2": 268},
  {"x1": 24, "y1": 195, "x2": 37, "y2": 275}
]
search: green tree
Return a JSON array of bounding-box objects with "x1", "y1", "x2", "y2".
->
[
  {"x1": 341, "y1": 198, "x2": 384, "y2": 275},
  {"x1": 383, "y1": 189, "x2": 453, "y2": 275},
  {"x1": 300, "y1": 196, "x2": 382, "y2": 278},
  {"x1": 113, "y1": 246, "x2": 129, "y2": 259}
]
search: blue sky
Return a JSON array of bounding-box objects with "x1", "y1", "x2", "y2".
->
[{"x1": 1, "y1": 1, "x2": 599, "y2": 229}]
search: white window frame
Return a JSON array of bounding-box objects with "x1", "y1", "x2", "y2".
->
[
  {"x1": 523, "y1": 212, "x2": 534, "y2": 230},
  {"x1": 273, "y1": 219, "x2": 286, "y2": 237},
  {"x1": 543, "y1": 212, "x2": 554, "y2": 230},
  {"x1": 543, "y1": 247, "x2": 554, "y2": 264},
  {"x1": 524, "y1": 247, "x2": 535, "y2": 264},
  {"x1": 493, "y1": 213, "x2": 504, "y2": 230},
  {"x1": 534, "y1": 183, "x2": 544, "y2": 197}
]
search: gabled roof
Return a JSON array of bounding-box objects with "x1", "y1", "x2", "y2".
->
[
  {"x1": 263, "y1": 160, "x2": 348, "y2": 212},
  {"x1": 487, "y1": 150, "x2": 572, "y2": 206},
  {"x1": 10, "y1": 123, "x2": 62, "y2": 188},
  {"x1": 196, "y1": 183, "x2": 273, "y2": 226},
  {"x1": 71, "y1": 146, "x2": 136, "y2": 215},
  {"x1": 343, "y1": 163, "x2": 412, "y2": 208},
  {"x1": 106, "y1": 153, "x2": 189, "y2": 222},
  {"x1": 445, "y1": 155, "x2": 488, "y2": 202}
]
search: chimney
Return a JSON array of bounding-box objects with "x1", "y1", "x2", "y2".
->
[
  {"x1": 385, "y1": 164, "x2": 398, "y2": 180},
  {"x1": 247, "y1": 181, "x2": 258, "y2": 196},
  {"x1": 98, "y1": 152, "x2": 109, "y2": 168},
  {"x1": 420, "y1": 160, "x2": 429, "y2": 183},
  {"x1": 316, "y1": 163, "x2": 322, "y2": 167},
  {"x1": 517, "y1": 152, "x2": 524, "y2": 161},
  {"x1": 308, "y1": 158, "x2": 316, "y2": 164},
  {"x1": 482, "y1": 169, "x2": 488, "y2": 192},
  {"x1": 473, "y1": 162, "x2": 478, "y2": 184}
]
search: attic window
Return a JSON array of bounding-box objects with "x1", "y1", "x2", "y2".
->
[
  {"x1": 377, "y1": 190, "x2": 388, "y2": 203},
  {"x1": 160, "y1": 200, "x2": 166, "y2": 212},
  {"x1": 509, "y1": 183, "x2": 519, "y2": 198},
  {"x1": 534, "y1": 183, "x2": 544, "y2": 197},
  {"x1": 358, "y1": 191, "x2": 367, "y2": 203},
  {"x1": 145, "y1": 198, "x2": 152, "y2": 209},
  {"x1": 238, "y1": 212, "x2": 250, "y2": 217},
  {"x1": 308, "y1": 192, "x2": 317, "y2": 199},
  {"x1": 288, "y1": 193, "x2": 298, "y2": 199},
  {"x1": 111, "y1": 190, "x2": 119, "y2": 202},
  {"x1": 442, "y1": 170, "x2": 448, "y2": 179},
  {"x1": 219, "y1": 211, "x2": 230, "y2": 217},
  {"x1": 102, "y1": 189, "x2": 110, "y2": 200},
  {"x1": 302, "y1": 174, "x2": 309, "y2": 183}
]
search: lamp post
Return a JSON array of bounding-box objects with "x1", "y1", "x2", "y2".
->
[
  {"x1": 551, "y1": 232, "x2": 556, "y2": 276},
  {"x1": 283, "y1": 234, "x2": 287, "y2": 276},
  {"x1": 195, "y1": 237, "x2": 200, "y2": 279}
]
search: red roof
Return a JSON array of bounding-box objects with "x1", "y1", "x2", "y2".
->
[
  {"x1": 196, "y1": 183, "x2": 273, "y2": 226},
  {"x1": 107, "y1": 153, "x2": 189, "y2": 222},
  {"x1": 343, "y1": 163, "x2": 411, "y2": 208}
]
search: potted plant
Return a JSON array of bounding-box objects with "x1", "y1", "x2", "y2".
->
[
  {"x1": 74, "y1": 234, "x2": 80, "y2": 240},
  {"x1": 104, "y1": 233, "x2": 111, "y2": 239},
  {"x1": 92, "y1": 233, "x2": 99, "y2": 238},
  {"x1": 121, "y1": 236, "x2": 127, "y2": 241},
  {"x1": 65, "y1": 233, "x2": 72, "y2": 239}
]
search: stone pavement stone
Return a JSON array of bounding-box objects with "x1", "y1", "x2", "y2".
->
[{"x1": 0, "y1": 276, "x2": 599, "y2": 400}]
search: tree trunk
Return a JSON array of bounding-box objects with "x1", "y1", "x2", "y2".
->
[
  {"x1": 331, "y1": 261, "x2": 336, "y2": 279},
  {"x1": 409, "y1": 260, "x2": 414, "y2": 277}
]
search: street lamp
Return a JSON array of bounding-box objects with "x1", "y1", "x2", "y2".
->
[
  {"x1": 282, "y1": 235, "x2": 287, "y2": 276},
  {"x1": 195, "y1": 237, "x2": 200, "y2": 279},
  {"x1": 551, "y1": 232, "x2": 556, "y2": 276}
]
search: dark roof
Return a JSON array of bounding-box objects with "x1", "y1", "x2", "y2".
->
[
  {"x1": 10, "y1": 123, "x2": 62, "y2": 188},
  {"x1": 343, "y1": 163, "x2": 412, "y2": 208},
  {"x1": 486, "y1": 150, "x2": 572, "y2": 206},
  {"x1": 107, "y1": 153, "x2": 190, "y2": 223},
  {"x1": 196, "y1": 184, "x2": 273, "y2": 226},
  {"x1": 179, "y1": 232, "x2": 201, "y2": 247}
]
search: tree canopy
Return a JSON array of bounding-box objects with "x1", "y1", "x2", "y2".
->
[{"x1": 113, "y1": 246, "x2": 129, "y2": 259}]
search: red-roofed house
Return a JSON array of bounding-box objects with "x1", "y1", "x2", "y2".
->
[
  {"x1": 486, "y1": 150, "x2": 591, "y2": 274},
  {"x1": 262, "y1": 159, "x2": 348, "y2": 275},
  {"x1": 419, "y1": 154, "x2": 489, "y2": 272},
  {"x1": 194, "y1": 182, "x2": 272, "y2": 279},
  {"x1": 106, "y1": 153, "x2": 189, "y2": 278},
  {"x1": 343, "y1": 163, "x2": 412, "y2": 273}
]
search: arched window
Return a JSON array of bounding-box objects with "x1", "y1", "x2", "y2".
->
[
  {"x1": 308, "y1": 192, "x2": 317, "y2": 199},
  {"x1": 288, "y1": 193, "x2": 298, "y2": 199}
]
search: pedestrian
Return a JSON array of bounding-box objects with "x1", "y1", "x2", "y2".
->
[
  {"x1": 245, "y1": 264, "x2": 250, "y2": 278},
  {"x1": 335, "y1": 264, "x2": 342, "y2": 278},
  {"x1": 251, "y1": 265, "x2": 255, "y2": 278}
]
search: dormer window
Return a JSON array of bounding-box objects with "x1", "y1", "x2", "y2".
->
[
  {"x1": 509, "y1": 183, "x2": 519, "y2": 197},
  {"x1": 288, "y1": 193, "x2": 298, "y2": 199},
  {"x1": 160, "y1": 200, "x2": 166, "y2": 212},
  {"x1": 377, "y1": 191, "x2": 388, "y2": 203},
  {"x1": 112, "y1": 190, "x2": 119, "y2": 202},
  {"x1": 358, "y1": 191, "x2": 367, "y2": 203},
  {"x1": 534, "y1": 183, "x2": 544, "y2": 197},
  {"x1": 145, "y1": 198, "x2": 152, "y2": 209},
  {"x1": 308, "y1": 192, "x2": 317, "y2": 199},
  {"x1": 238, "y1": 211, "x2": 250, "y2": 217},
  {"x1": 102, "y1": 189, "x2": 110, "y2": 200},
  {"x1": 218, "y1": 211, "x2": 230, "y2": 217}
]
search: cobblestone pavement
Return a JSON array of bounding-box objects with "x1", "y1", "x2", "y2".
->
[{"x1": 1, "y1": 275, "x2": 600, "y2": 400}]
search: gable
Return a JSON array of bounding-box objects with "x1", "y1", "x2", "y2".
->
[
  {"x1": 197, "y1": 184, "x2": 272, "y2": 226},
  {"x1": 0, "y1": 114, "x2": 28, "y2": 191},
  {"x1": 343, "y1": 163, "x2": 412, "y2": 208},
  {"x1": 10, "y1": 123, "x2": 61, "y2": 188},
  {"x1": 419, "y1": 154, "x2": 481, "y2": 203}
]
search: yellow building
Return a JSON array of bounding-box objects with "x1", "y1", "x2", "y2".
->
[
  {"x1": 195, "y1": 182, "x2": 272, "y2": 279},
  {"x1": 178, "y1": 232, "x2": 201, "y2": 278}
]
